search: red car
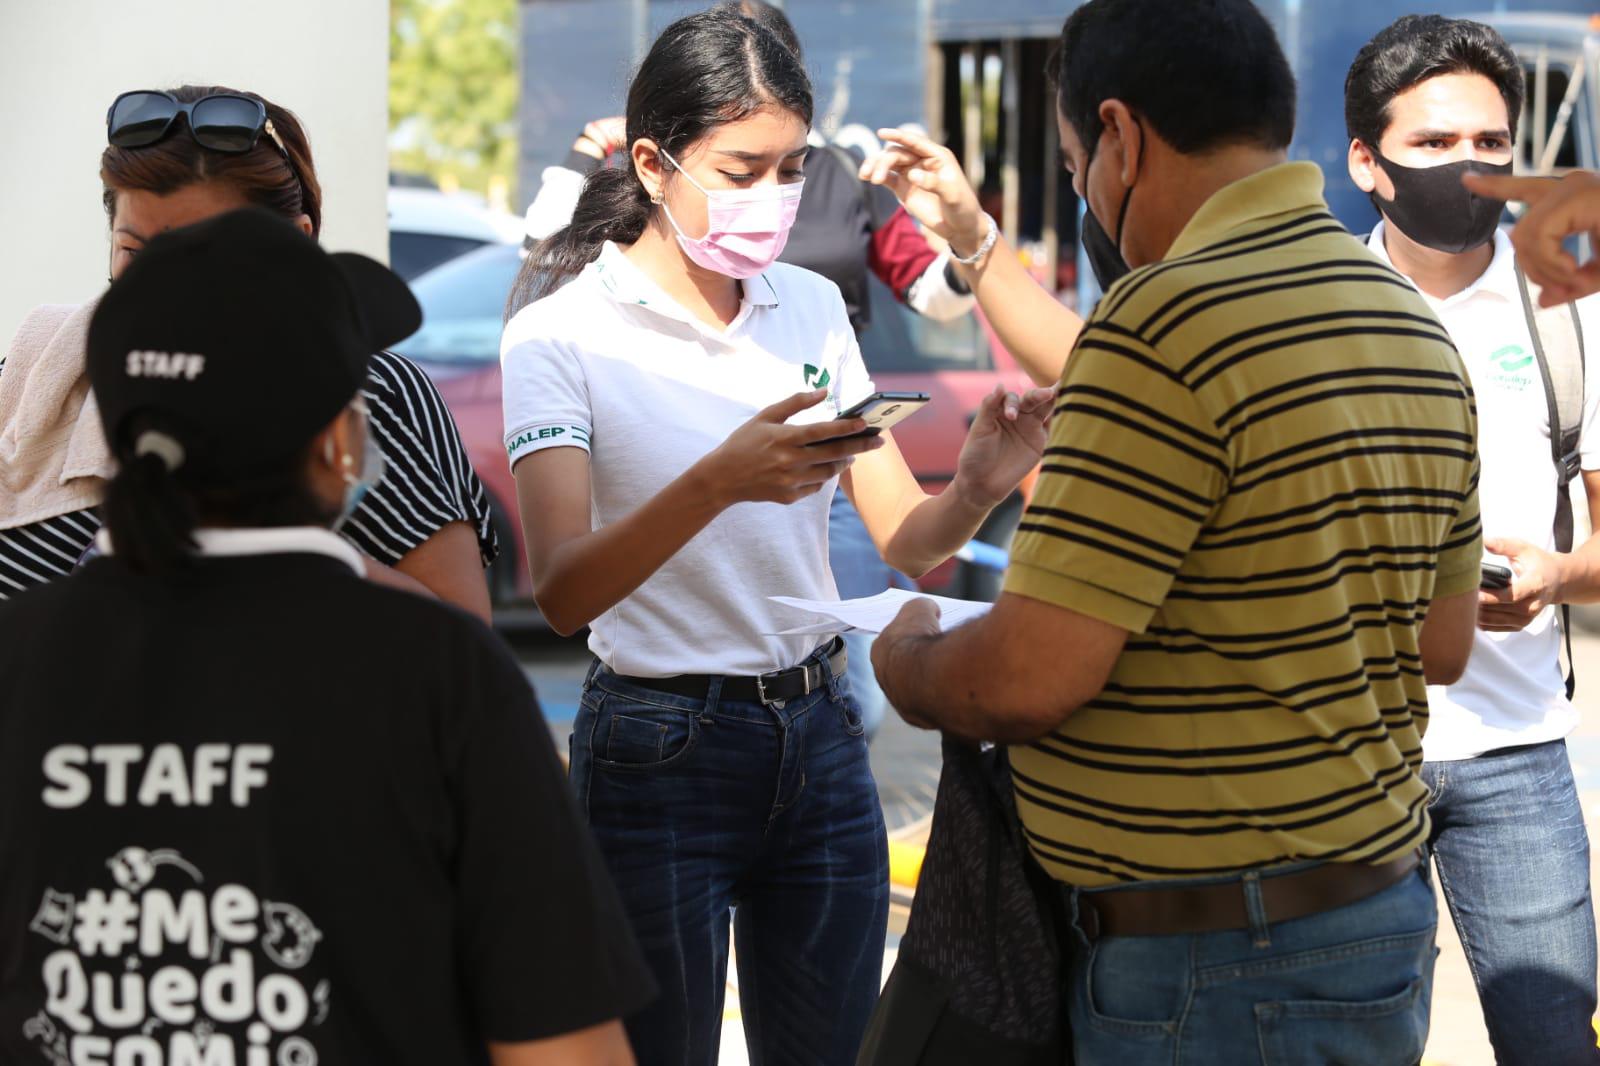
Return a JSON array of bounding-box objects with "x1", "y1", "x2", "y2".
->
[{"x1": 394, "y1": 243, "x2": 1036, "y2": 623}]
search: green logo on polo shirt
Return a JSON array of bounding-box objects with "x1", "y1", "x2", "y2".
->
[
  {"x1": 1488, "y1": 344, "x2": 1534, "y2": 393},
  {"x1": 804, "y1": 364, "x2": 831, "y2": 389},
  {"x1": 1491, "y1": 345, "x2": 1533, "y2": 372}
]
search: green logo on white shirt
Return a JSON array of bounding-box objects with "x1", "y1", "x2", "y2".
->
[
  {"x1": 1487, "y1": 344, "x2": 1534, "y2": 392},
  {"x1": 1491, "y1": 345, "x2": 1532, "y2": 372},
  {"x1": 804, "y1": 364, "x2": 831, "y2": 390}
]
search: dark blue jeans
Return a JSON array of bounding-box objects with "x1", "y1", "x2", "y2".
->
[
  {"x1": 569, "y1": 647, "x2": 890, "y2": 1066},
  {"x1": 1422, "y1": 739, "x2": 1600, "y2": 1064},
  {"x1": 1062, "y1": 863, "x2": 1438, "y2": 1064}
]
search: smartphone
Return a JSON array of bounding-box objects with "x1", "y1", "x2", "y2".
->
[
  {"x1": 807, "y1": 391, "x2": 932, "y2": 445},
  {"x1": 1481, "y1": 562, "x2": 1513, "y2": 591}
]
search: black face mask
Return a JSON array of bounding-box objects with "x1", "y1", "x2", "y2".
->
[
  {"x1": 1081, "y1": 206, "x2": 1130, "y2": 293},
  {"x1": 1370, "y1": 150, "x2": 1513, "y2": 254},
  {"x1": 1079, "y1": 125, "x2": 1139, "y2": 292}
]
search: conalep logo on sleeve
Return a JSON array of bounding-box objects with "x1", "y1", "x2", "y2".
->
[{"x1": 507, "y1": 424, "x2": 590, "y2": 456}]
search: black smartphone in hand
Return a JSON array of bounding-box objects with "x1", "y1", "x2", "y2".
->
[
  {"x1": 1481, "y1": 562, "x2": 1513, "y2": 591},
  {"x1": 806, "y1": 391, "x2": 932, "y2": 446}
]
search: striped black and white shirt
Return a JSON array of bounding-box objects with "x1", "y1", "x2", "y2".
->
[{"x1": 0, "y1": 350, "x2": 496, "y2": 599}]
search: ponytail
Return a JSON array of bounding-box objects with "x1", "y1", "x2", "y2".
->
[
  {"x1": 102, "y1": 445, "x2": 199, "y2": 577},
  {"x1": 101, "y1": 416, "x2": 334, "y2": 575},
  {"x1": 506, "y1": 166, "x2": 653, "y2": 319}
]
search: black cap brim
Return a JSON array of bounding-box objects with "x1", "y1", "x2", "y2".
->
[{"x1": 332, "y1": 251, "x2": 423, "y2": 352}]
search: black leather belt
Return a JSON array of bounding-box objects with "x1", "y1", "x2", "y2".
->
[
  {"x1": 1075, "y1": 850, "x2": 1422, "y2": 941},
  {"x1": 616, "y1": 637, "x2": 847, "y2": 706}
]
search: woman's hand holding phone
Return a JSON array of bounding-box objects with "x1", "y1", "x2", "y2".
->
[{"x1": 692, "y1": 389, "x2": 885, "y2": 507}]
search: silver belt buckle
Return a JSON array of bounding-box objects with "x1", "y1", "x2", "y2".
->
[{"x1": 757, "y1": 663, "x2": 814, "y2": 706}]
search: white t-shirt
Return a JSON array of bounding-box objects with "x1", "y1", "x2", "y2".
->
[
  {"x1": 1369, "y1": 224, "x2": 1600, "y2": 760},
  {"x1": 501, "y1": 241, "x2": 875, "y2": 677}
]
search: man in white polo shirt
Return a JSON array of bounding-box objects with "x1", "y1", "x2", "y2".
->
[{"x1": 1347, "y1": 16, "x2": 1600, "y2": 1062}]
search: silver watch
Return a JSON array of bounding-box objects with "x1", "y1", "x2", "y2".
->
[{"x1": 949, "y1": 213, "x2": 998, "y2": 266}]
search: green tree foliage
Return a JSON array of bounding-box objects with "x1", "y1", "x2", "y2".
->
[{"x1": 389, "y1": 0, "x2": 518, "y2": 198}]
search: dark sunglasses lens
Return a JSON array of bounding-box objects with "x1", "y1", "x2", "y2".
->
[
  {"x1": 190, "y1": 96, "x2": 264, "y2": 153},
  {"x1": 108, "y1": 93, "x2": 176, "y2": 148}
]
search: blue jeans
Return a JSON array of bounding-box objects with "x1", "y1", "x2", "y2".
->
[
  {"x1": 1422, "y1": 739, "x2": 1600, "y2": 1064},
  {"x1": 569, "y1": 647, "x2": 890, "y2": 1066},
  {"x1": 1062, "y1": 862, "x2": 1438, "y2": 1064}
]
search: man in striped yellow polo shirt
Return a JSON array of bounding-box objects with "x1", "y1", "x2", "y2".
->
[{"x1": 869, "y1": 1, "x2": 1483, "y2": 1061}]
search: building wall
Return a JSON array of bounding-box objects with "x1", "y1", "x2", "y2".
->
[
  {"x1": 0, "y1": 0, "x2": 390, "y2": 339},
  {"x1": 519, "y1": 0, "x2": 641, "y2": 213}
]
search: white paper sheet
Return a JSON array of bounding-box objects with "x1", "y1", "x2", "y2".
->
[{"x1": 768, "y1": 588, "x2": 994, "y2": 635}]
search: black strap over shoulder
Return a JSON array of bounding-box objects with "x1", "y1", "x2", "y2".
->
[{"x1": 1515, "y1": 262, "x2": 1585, "y2": 698}]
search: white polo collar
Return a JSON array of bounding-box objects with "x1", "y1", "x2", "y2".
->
[
  {"x1": 589, "y1": 241, "x2": 780, "y2": 325},
  {"x1": 1368, "y1": 221, "x2": 1519, "y2": 309},
  {"x1": 95, "y1": 526, "x2": 365, "y2": 576}
]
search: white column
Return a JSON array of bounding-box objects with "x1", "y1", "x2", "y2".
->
[{"x1": 0, "y1": 0, "x2": 391, "y2": 338}]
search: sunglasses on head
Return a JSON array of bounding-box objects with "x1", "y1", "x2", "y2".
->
[{"x1": 108, "y1": 90, "x2": 295, "y2": 154}]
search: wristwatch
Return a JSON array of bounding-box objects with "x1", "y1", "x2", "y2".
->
[{"x1": 949, "y1": 213, "x2": 998, "y2": 266}]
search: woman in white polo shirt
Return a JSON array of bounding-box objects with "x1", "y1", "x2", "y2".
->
[{"x1": 501, "y1": 10, "x2": 1051, "y2": 1064}]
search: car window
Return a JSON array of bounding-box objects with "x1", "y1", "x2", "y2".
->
[
  {"x1": 393, "y1": 244, "x2": 522, "y2": 365},
  {"x1": 858, "y1": 274, "x2": 993, "y2": 373},
  {"x1": 389, "y1": 232, "x2": 492, "y2": 281}
]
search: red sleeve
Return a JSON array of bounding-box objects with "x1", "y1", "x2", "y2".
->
[{"x1": 868, "y1": 207, "x2": 940, "y2": 302}]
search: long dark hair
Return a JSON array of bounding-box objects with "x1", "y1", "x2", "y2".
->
[
  {"x1": 102, "y1": 414, "x2": 336, "y2": 576},
  {"x1": 722, "y1": 0, "x2": 804, "y2": 60},
  {"x1": 100, "y1": 84, "x2": 322, "y2": 236},
  {"x1": 506, "y1": 8, "x2": 812, "y2": 317}
]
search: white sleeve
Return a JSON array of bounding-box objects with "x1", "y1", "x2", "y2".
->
[
  {"x1": 904, "y1": 252, "x2": 977, "y2": 322},
  {"x1": 522, "y1": 166, "x2": 587, "y2": 244},
  {"x1": 501, "y1": 314, "x2": 592, "y2": 469},
  {"x1": 1576, "y1": 295, "x2": 1600, "y2": 470}
]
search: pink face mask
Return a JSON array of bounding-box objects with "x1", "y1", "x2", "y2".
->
[{"x1": 659, "y1": 148, "x2": 805, "y2": 279}]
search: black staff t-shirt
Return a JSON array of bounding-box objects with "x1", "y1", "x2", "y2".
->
[{"x1": 0, "y1": 531, "x2": 654, "y2": 1064}]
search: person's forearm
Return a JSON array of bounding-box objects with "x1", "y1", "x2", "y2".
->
[
  {"x1": 1559, "y1": 535, "x2": 1600, "y2": 604},
  {"x1": 876, "y1": 619, "x2": 1061, "y2": 742},
  {"x1": 531, "y1": 467, "x2": 726, "y2": 635},
  {"x1": 879, "y1": 477, "x2": 993, "y2": 578},
  {"x1": 954, "y1": 233, "x2": 1084, "y2": 387}
]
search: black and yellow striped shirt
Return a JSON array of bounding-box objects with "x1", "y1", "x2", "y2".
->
[{"x1": 1005, "y1": 163, "x2": 1482, "y2": 887}]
